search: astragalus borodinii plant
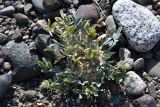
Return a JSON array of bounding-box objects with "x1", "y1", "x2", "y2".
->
[{"x1": 38, "y1": 10, "x2": 126, "y2": 98}]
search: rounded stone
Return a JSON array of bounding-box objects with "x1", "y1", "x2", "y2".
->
[
  {"x1": 134, "y1": 58, "x2": 145, "y2": 70},
  {"x1": 112, "y1": 0, "x2": 160, "y2": 52},
  {"x1": 14, "y1": 13, "x2": 29, "y2": 26},
  {"x1": 105, "y1": 15, "x2": 117, "y2": 35},
  {"x1": 75, "y1": 4, "x2": 100, "y2": 24},
  {"x1": 123, "y1": 71, "x2": 147, "y2": 95},
  {"x1": 3, "y1": 62, "x2": 11, "y2": 70}
]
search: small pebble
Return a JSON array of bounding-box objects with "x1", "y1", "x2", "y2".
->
[
  {"x1": 23, "y1": 35, "x2": 29, "y2": 40},
  {"x1": 37, "y1": 102, "x2": 44, "y2": 107},
  {"x1": 134, "y1": 58, "x2": 145, "y2": 71},
  {"x1": 3, "y1": 62, "x2": 11, "y2": 70}
]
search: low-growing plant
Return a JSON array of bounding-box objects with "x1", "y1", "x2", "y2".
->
[{"x1": 38, "y1": 10, "x2": 126, "y2": 99}]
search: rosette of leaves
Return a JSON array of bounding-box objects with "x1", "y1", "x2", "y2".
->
[{"x1": 38, "y1": 10, "x2": 126, "y2": 98}]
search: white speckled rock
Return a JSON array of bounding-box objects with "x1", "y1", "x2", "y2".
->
[
  {"x1": 123, "y1": 71, "x2": 146, "y2": 95},
  {"x1": 112, "y1": 0, "x2": 160, "y2": 52}
]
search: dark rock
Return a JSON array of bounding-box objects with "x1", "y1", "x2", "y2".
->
[
  {"x1": 35, "y1": 34, "x2": 52, "y2": 58},
  {"x1": 0, "y1": 33, "x2": 9, "y2": 44},
  {"x1": 137, "y1": 0, "x2": 152, "y2": 5},
  {"x1": 43, "y1": 10, "x2": 60, "y2": 20},
  {"x1": 0, "y1": 6, "x2": 15, "y2": 16},
  {"x1": 146, "y1": 58, "x2": 160, "y2": 78},
  {"x1": 35, "y1": 34, "x2": 51, "y2": 52},
  {"x1": 154, "y1": 50, "x2": 160, "y2": 60},
  {"x1": 32, "y1": 0, "x2": 45, "y2": 14},
  {"x1": 75, "y1": 4, "x2": 100, "y2": 24},
  {"x1": 110, "y1": 0, "x2": 117, "y2": 5},
  {"x1": 24, "y1": 3, "x2": 32, "y2": 15},
  {"x1": 32, "y1": 26, "x2": 47, "y2": 35},
  {"x1": 138, "y1": 51, "x2": 154, "y2": 60},
  {"x1": 35, "y1": 34, "x2": 61, "y2": 60},
  {"x1": 79, "y1": 0, "x2": 92, "y2": 4},
  {"x1": 0, "y1": 72, "x2": 12, "y2": 99},
  {"x1": 62, "y1": 0, "x2": 72, "y2": 8},
  {"x1": 14, "y1": 13, "x2": 29, "y2": 26},
  {"x1": 2, "y1": 41, "x2": 40, "y2": 82},
  {"x1": 134, "y1": 94, "x2": 156, "y2": 107},
  {"x1": 43, "y1": 0, "x2": 63, "y2": 13}
]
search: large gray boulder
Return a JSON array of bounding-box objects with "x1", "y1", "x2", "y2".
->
[
  {"x1": 2, "y1": 41, "x2": 40, "y2": 82},
  {"x1": 112, "y1": 0, "x2": 160, "y2": 52}
]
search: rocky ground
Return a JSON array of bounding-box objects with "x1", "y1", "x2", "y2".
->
[{"x1": 0, "y1": 0, "x2": 159, "y2": 107}]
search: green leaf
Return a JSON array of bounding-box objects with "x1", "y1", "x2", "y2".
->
[
  {"x1": 48, "y1": 19, "x2": 51, "y2": 27},
  {"x1": 42, "y1": 57, "x2": 48, "y2": 65},
  {"x1": 44, "y1": 47, "x2": 54, "y2": 52},
  {"x1": 75, "y1": 18, "x2": 82, "y2": 27},
  {"x1": 47, "y1": 61, "x2": 53, "y2": 68},
  {"x1": 60, "y1": 10, "x2": 65, "y2": 19},
  {"x1": 63, "y1": 78, "x2": 72, "y2": 84},
  {"x1": 112, "y1": 27, "x2": 122, "y2": 40},
  {"x1": 51, "y1": 66, "x2": 62, "y2": 72},
  {"x1": 50, "y1": 82, "x2": 59, "y2": 88},
  {"x1": 38, "y1": 61, "x2": 46, "y2": 69},
  {"x1": 82, "y1": 20, "x2": 89, "y2": 29}
]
